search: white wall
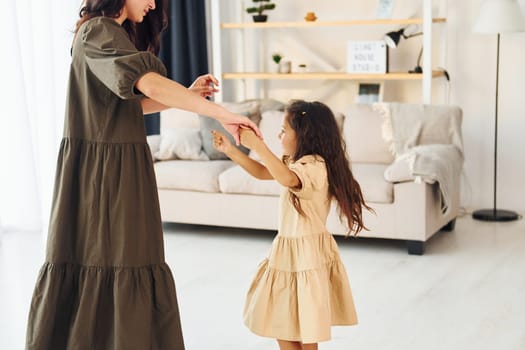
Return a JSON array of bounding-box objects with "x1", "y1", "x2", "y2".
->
[{"x1": 217, "y1": 0, "x2": 525, "y2": 213}]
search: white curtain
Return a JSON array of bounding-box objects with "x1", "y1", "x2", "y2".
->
[{"x1": 0, "y1": 1, "x2": 79, "y2": 234}]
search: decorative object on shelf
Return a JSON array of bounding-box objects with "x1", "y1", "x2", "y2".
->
[
  {"x1": 356, "y1": 82, "x2": 383, "y2": 104},
  {"x1": 471, "y1": 0, "x2": 524, "y2": 222},
  {"x1": 384, "y1": 28, "x2": 423, "y2": 73},
  {"x1": 271, "y1": 53, "x2": 283, "y2": 64},
  {"x1": 304, "y1": 12, "x2": 317, "y2": 22},
  {"x1": 376, "y1": 0, "x2": 395, "y2": 19},
  {"x1": 279, "y1": 60, "x2": 292, "y2": 74},
  {"x1": 297, "y1": 64, "x2": 307, "y2": 73},
  {"x1": 271, "y1": 53, "x2": 283, "y2": 73},
  {"x1": 246, "y1": 0, "x2": 276, "y2": 23},
  {"x1": 347, "y1": 41, "x2": 387, "y2": 74}
]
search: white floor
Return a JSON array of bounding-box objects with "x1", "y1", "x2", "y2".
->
[{"x1": 1, "y1": 215, "x2": 525, "y2": 350}]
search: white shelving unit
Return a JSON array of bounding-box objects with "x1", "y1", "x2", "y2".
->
[{"x1": 210, "y1": 0, "x2": 445, "y2": 104}]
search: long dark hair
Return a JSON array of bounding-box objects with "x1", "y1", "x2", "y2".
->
[
  {"x1": 285, "y1": 100, "x2": 372, "y2": 235},
  {"x1": 75, "y1": 0, "x2": 168, "y2": 54}
]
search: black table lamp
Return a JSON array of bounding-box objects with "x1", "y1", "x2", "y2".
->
[
  {"x1": 472, "y1": 0, "x2": 524, "y2": 221},
  {"x1": 384, "y1": 28, "x2": 423, "y2": 73}
]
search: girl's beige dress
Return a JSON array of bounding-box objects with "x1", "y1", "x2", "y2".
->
[
  {"x1": 25, "y1": 17, "x2": 185, "y2": 350},
  {"x1": 243, "y1": 155, "x2": 358, "y2": 344}
]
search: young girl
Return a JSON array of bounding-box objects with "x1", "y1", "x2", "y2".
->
[{"x1": 212, "y1": 100, "x2": 370, "y2": 350}]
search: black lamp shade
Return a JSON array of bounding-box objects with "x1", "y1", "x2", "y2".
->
[{"x1": 384, "y1": 29, "x2": 405, "y2": 48}]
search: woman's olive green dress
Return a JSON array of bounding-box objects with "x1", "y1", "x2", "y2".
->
[{"x1": 25, "y1": 17, "x2": 185, "y2": 350}]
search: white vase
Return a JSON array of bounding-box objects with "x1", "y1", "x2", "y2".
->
[{"x1": 279, "y1": 61, "x2": 291, "y2": 74}]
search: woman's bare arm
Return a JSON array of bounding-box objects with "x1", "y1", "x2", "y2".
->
[
  {"x1": 141, "y1": 98, "x2": 169, "y2": 114},
  {"x1": 135, "y1": 72, "x2": 261, "y2": 143}
]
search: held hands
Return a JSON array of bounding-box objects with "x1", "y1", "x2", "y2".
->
[
  {"x1": 239, "y1": 126, "x2": 263, "y2": 151},
  {"x1": 189, "y1": 73, "x2": 220, "y2": 98},
  {"x1": 219, "y1": 114, "x2": 262, "y2": 146},
  {"x1": 212, "y1": 125, "x2": 263, "y2": 156}
]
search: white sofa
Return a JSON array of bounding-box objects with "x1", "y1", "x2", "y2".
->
[{"x1": 148, "y1": 102, "x2": 463, "y2": 255}]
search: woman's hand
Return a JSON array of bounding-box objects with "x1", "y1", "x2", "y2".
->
[
  {"x1": 212, "y1": 130, "x2": 234, "y2": 154},
  {"x1": 219, "y1": 114, "x2": 262, "y2": 146},
  {"x1": 189, "y1": 73, "x2": 220, "y2": 98},
  {"x1": 239, "y1": 127, "x2": 263, "y2": 151}
]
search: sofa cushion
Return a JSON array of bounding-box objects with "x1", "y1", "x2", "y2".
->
[
  {"x1": 218, "y1": 165, "x2": 281, "y2": 196},
  {"x1": 146, "y1": 134, "x2": 161, "y2": 160},
  {"x1": 376, "y1": 103, "x2": 463, "y2": 156},
  {"x1": 219, "y1": 163, "x2": 392, "y2": 203},
  {"x1": 155, "y1": 128, "x2": 209, "y2": 161},
  {"x1": 343, "y1": 104, "x2": 395, "y2": 164},
  {"x1": 351, "y1": 163, "x2": 393, "y2": 203},
  {"x1": 243, "y1": 98, "x2": 286, "y2": 112},
  {"x1": 154, "y1": 160, "x2": 234, "y2": 193},
  {"x1": 160, "y1": 108, "x2": 200, "y2": 131}
]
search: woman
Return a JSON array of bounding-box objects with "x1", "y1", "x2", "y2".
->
[{"x1": 25, "y1": 0, "x2": 260, "y2": 349}]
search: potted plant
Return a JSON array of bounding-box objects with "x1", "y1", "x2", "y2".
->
[
  {"x1": 246, "y1": 0, "x2": 276, "y2": 23},
  {"x1": 272, "y1": 53, "x2": 283, "y2": 65},
  {"x1": 271, "y1": 53, "x2": 282, "y2": 72}
]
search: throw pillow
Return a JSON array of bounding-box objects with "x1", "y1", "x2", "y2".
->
[
  {"x1": 343, "y1": 104, "x2": 395, "y2": 164},
  {"x1": 243, "y1": 98, "x2": 285, "y2": 113},
  {"x1": 200, "y1": 101, "x2": 261, "y2": 160},
  {"x1": 155, "y1": 128, "x2": 209, "y2": 161}
]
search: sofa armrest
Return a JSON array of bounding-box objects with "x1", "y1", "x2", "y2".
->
[{"x1": 384, "y1": 156, "x2": 417, "y2": 183}]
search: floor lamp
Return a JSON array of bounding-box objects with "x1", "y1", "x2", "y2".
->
[{"x1": 472, "y1": 0, "x2": 525, "y2": 221}]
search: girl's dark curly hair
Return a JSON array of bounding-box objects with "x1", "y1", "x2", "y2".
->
[
  {"x1": 285, "y1": 100, "x2": 372, "y2": 235},
  {"x1": 75, "y1": 0, "x2": 168, "y2": 54}
]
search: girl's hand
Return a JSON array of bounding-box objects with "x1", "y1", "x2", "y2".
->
[
  {"x1": 212, "y1": 130, "x2": 233, "y2": 154},
  {"x1": 189, "y1": 73, "x2": 220, "y2": 98},
  {"x1": 239, "y1": 127, "x2": 262, "y2": 150}
]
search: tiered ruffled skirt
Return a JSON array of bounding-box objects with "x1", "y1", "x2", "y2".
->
[
  {"x1": 243, "y1": 232, "x2": 357, "y2": 344},
  {"x1": 25, "y1": 138, "x2": 185, "y2": 350}
]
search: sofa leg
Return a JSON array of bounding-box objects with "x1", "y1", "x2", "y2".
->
[
  {"x1": 407, "y1": 240, "x2": 425, "y2": 255},
  {"x1": 441, "y1": 218, "x2": 456, "y2": 232}
]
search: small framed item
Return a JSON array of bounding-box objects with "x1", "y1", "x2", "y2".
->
[
  {"x1": 356, "y1": 82, "x2": 384, "y2": 104},
  {"x1": 376, "y1": 0, "x2": 395, "y2": 19},
  {"x1": 347, "y1": 41, "x2": 387, "y2": 74}
]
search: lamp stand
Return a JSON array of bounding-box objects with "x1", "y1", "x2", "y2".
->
[
  {"x1": 472, "y1": 33, "x2": 519, "y2": 222},
  {"x1": 409, "y1": 46, "x2": 423, "y2": 74}
]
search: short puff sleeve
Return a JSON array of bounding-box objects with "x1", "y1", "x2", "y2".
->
[
  {"x1": 288, "y1": 155, "x2": 327, "y2": 199},
  {"x1": 81, "y1": 18, "x2": 167, "y2": 100}
]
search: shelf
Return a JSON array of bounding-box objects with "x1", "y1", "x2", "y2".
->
[
  {"x1": 221, "y1": 18, "x2": 446, "y2": 29},
  {"x1": 222, "y1": 71, "x2": 446, "y2": 81}
]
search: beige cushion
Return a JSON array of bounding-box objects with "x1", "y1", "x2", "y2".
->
[
  {"x1": 146, "y1": 135, "x2": 161, "y2": 160},
  {"x1": 219, "y1": 165, "x2": 281, "y2": 196},
  {"x1": 154, "y1": 160, "x2": 234, "y2": 193},
  {"x1": 155, "y1": 128, "x2": 209, "y2": 161},
  {"x1": 377, "y1": 103, "x2": 463, "y2": 156},
  {"x1": 161, "y1": 108, "x2": 200, "y2": 131},
  {"x1": 343, "y1": 104, "x2": 394, "y2": 164},
  {"x1": 352, "y1": 163, "x2": 393, "y2": 203}
]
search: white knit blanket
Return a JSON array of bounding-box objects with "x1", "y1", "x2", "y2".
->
[{"x1": 375, "y1": 103, "x2": 464, "y2": 214}]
